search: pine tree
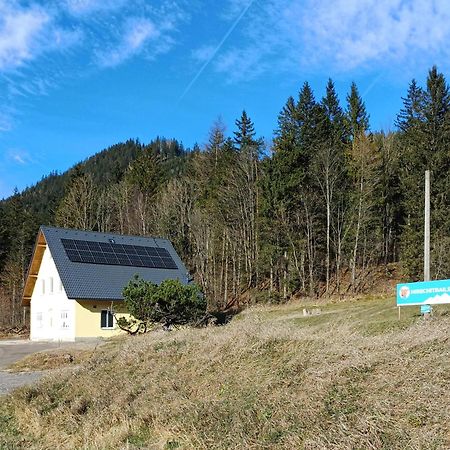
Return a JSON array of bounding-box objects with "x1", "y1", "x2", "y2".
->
[
  {"x1": 297, "y1": 82, "x2": 318, "y2": 154},
  {"x1": 346, "y1": 82, "x2": 369, "y2": 139},
  {"x1": 273, "y1": 96, "x2": 298, "y2": 154},
  {"x1": 234, "y1": 110, "x2": 256, "y2": 149},
  {"x1": 395, "y1": 79, "x2": 425, "y2": 133},
  {"x1": 423, "y1": 66, "x2": 450, "y2": 164},
  {"x1": 271, "y1": 85, "x2": 318, "y2": 210},
  {"x1": 322, "y1": 78, "x2": 349, "y2": 143}
]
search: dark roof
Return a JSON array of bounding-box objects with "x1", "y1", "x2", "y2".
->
[{"x1": 41, "y1": 226, "x2": 190, "y2": 301}]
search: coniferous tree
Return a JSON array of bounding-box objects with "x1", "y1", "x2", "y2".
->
[
  {"x1": 274, "y1": 96, "x2": 298, "y2": 153},
  {"x1": 234, "y1": 110, "x2": 256, "y2": 149},
  {"x1": 323, "y1": 79, "x2": 349, "y2": 143},
  {"x1": 346, "y1": 82, "x2": 370, "y2": 139},
  {"x1": 395, "y1": 79, "x2": 425, "y2": 133}
]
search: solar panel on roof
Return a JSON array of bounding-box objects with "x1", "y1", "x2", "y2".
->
[{"x1": 61, "y1": 238, "x2": 178, "y2": 270}]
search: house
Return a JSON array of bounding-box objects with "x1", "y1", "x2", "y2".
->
[{"x1": 22, "y1": 226, "x2": 189, "y2": 342}]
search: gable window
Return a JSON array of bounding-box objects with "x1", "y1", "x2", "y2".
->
[
  {"x1": 49, "y1": 277, "x2": 54, "y2": 294},
  {"x1": 101, "y1": 310, "x2": 114, "y2": 329},
  {"x1": 41, "y1": 280, "x2": 45, "y2": 295}
]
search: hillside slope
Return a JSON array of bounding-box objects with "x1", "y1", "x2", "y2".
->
[{"x1": 1, "y1": 296, "x2": 449, "y2": 449}]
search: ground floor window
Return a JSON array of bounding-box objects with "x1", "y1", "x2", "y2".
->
[
  {"x1": 36, "y1": 312, "x2": 43, "y2": 328},
  {"x1": 60, "y1": 310, "x2": 70, "y2": 329},
  {"x1": 101, "y1": 310, "x2": 114, "y2": 329}
]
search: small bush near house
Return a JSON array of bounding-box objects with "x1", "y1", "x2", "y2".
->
[{"x1": 117, "y1": 276, "x2": 205, "y2": 332}]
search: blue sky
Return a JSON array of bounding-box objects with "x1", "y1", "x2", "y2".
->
[{"x1": 1, "y1": 0, "x2": 450, "y2": 199}]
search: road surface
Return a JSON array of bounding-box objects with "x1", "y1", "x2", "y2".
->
[{"x1": 0, "y1": 339, "x2": 86, "y2": 395}]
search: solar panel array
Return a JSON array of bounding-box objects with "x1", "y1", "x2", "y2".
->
[{"x1": 61, "y1": 238, "x2": 178, "y2": 269}]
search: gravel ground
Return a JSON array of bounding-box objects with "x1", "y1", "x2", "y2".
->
[
  {"x1": 0, "y1": 340, "x2": 65, "y2": 370},
  {"x1": 0, "y1": 339, "x2": 101, "y2": 395},
  {"x1": 0, "y1": 370, "x2": 47, "y2": 395}
]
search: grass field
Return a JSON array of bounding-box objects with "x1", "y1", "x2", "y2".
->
[{"x1": 1, "y1": 295, "x2": 449, "y2": 449}]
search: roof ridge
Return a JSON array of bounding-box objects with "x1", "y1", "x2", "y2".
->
[{"x1": 40, "y1": 225, "x2": 166, "y2": 241}]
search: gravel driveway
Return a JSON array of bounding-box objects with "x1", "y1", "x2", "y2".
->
[
  {"x1": 0, "y1": 370, "x2": 46, "y2": 395},
  {"x1": 0, "y1": 339, "x2": 82, "y2": 395}
]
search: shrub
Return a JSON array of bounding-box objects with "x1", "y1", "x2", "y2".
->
[{"x1": 118, "y1": 276, "x2": 206, "y2": 332}]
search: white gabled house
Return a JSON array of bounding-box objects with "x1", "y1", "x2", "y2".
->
[{"x1": 23, "y1": 226, "x2": 189, "y2": 341}]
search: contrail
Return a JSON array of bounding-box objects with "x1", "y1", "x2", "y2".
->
[
  {"x1": 362, "y1": 71, "x2": 385, "y2": 99},
  {"x1": 179, "y1": 0, "x2": 256, "y2": 101}
]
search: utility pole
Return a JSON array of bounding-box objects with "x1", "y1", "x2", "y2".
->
[
  {"x1": 422, "y1": 170, "x2": 432, "y2": 317},
  {"x1": 424, "y1": 170, "x2": 431, "y2": 282}
]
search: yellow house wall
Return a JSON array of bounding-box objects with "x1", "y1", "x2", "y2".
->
[{"x1": 75, "y1": 300, "x2": 131, "y2": 338}]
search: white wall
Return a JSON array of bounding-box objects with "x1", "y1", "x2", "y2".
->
[{"x1": 30, "y1": 247, "x2": 75, "y2": 342}]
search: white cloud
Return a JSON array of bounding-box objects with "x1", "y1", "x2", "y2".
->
[
  {"x1": 209, "y1": 0, "x2": 450, "y2": 81},
  {"x1": 0, "y1": 1, "x2": 189, "y2": 134},
  {"x1": 6, "y1": 148, "x2": 33, "y2": 165},
  {"x1": 0, "y1": 1, "x2": 83, "y2": 74},
  {"x1": 65, "y1": 0, "x2": 126, "y2": 16},
  {"x1": 192, "y1": 45, "x2": 216, "y2": 63},
  {"x1": 0, "y1": 1, "x2": 50, "y2": 71},
  {"x1": 96, "y1": 17, "x2": 162, "y2": 68},
  {"x1": 302, "y1": 0, "x2": 450, "y2": 70}
]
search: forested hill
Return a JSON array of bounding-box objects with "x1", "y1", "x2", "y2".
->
[
  {"x1": 1, "y1": 66, "x2": 450, "y2": 327},
  {"x1": 0, "y1": 137, "x2": 188, "y2": 324},
  {"x1": 1, "y1": 137, "x2": 186, "y2": 222}
]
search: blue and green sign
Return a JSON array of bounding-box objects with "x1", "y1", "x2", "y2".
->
[{"x1": 397, "y1": 279, "x2": 450, "y2": 306}]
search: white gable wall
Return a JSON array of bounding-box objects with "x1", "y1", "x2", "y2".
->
[{"x1": 30, "y1": 246, "x2": 75, "y2": 341}]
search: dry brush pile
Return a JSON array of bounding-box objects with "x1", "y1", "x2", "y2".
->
[{"x1": 1, "y1": 299, "x2": 449, "y2": 449}]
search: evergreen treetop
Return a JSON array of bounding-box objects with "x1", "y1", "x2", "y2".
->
[
  {"x1": 234, "y1": 110, "x2": 256, "y2": 149},
  {"x1": 346, "y1": 81, "x2": 370, "y2": 139}
]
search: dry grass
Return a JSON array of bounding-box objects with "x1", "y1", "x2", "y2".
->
[{"x1": 0, "y1": 296, "x2": 449, "y2": 449}]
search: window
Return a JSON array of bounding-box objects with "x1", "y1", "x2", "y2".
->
[
  {"x1": 60, "y1": 281, "x2": 64, "y2": 292},
  {"x1": 49, "y1": 277, "x2": 54, "y2": 294},
  {"x1": 60, "y1": 310, "x2": 69, "y2": 329},
  {"x1": 36, "y1": 312, "x2": 43, "y2": 328},
  {"x1": 101, "y1": 310, "x2": 114, "y2": 329},
  {"x1": 41, "y1": 280, "x2": 45, "y2": 295}
]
